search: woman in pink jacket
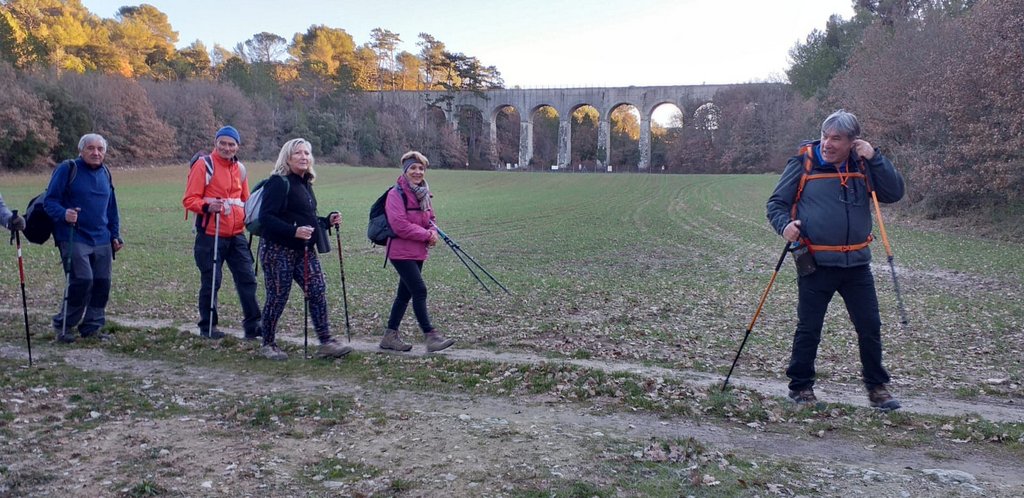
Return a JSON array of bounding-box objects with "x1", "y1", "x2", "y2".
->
[{"x1": 378, "y1": 151, "x2": 455, "y2": 353}]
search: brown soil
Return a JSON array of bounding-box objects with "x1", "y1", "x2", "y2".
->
[{"x1": 2, "y1": 312, "x2": 1023, "y2": 497}]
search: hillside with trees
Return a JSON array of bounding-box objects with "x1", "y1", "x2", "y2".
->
[{"x1": 1, "y1": 0, "x2": 1021, "y2": 227}]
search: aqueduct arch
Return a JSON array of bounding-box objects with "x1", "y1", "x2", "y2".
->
[{"x1": 373, "y1": 84, "x2": 760, "y2": 170}]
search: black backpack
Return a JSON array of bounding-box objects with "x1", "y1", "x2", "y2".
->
[
  {"x1": 23, "y1": 160, "x2": 83, "y2": 245},
  {"x1": 367, "y1": 184, "x2": 409, "y2": 246}
]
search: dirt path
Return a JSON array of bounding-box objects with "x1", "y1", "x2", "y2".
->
[
  {"x1": 3, "y1": 343, "x2": 1022, "y2": 497},
  {"x1": 3, "y1": 310, "x2": 1024, "y2": 496},
  {"x1": 99, "y1": 313, "x2": 1024, "y2": 424},
  {"x1": 5, "y1": 309, "x2": 1022, "y2": 426}
]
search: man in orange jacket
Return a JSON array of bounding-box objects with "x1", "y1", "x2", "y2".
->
[{"x1": 182, "y1": 126, "x2": 261, "y2": 339}]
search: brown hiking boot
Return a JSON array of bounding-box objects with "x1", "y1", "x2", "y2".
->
[
  {"x1": 317, "y1": 339, "x2": 353, "y2": 359},
  {"x1": 379, "y1": 328, "x2": 412, "y2": 352},
  {"x1": 868, "y1": 385, "x2": 901, "y2": 411},
  {"x1": 424, "y1": 330, "x2": 455, "y2": 352},
  {"x1": 788, "y1": 388, "x2": 818, "y2": 405}
]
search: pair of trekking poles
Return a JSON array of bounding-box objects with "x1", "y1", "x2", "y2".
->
[
  {"x1": 288, "y1": 224, "x2": 352, "y2": 359},
  {"x1": 721, "y1": 191, "x2": 908, "y2": 391},
  {"x1": 299, "y1": 226, "x2": 353, "y2": 358},
  {"x1": 301, "y1": 223, "x2": 352, "y2": 358},
  {"x1": 213, "y1": 211, "x2": 353, "y2": 359},
  {"x1": 432, "y1": 222, "x2": 510, "y2": 295}
]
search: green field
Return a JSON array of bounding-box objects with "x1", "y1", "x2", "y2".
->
[
  {"x1": 2, "y1": 164, "x2": 1022, "y2": 392},
  {"x1": 2, "y1": 165, "x2": 1023, "y2": 496}
]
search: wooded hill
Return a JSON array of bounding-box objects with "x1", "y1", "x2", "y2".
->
[{"x1": 1, "y1": 0, "x2": 1020, "y2": 225}]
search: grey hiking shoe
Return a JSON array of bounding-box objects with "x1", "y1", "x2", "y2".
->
[
  {"x1": 260, "y1": 343, "x2": 288, "y2": 361},
  {"x1": 317, "y1": 339, "x2": 353, "y2": 359},
  {"x1": 788, "y1": 388, "x2": 818, "y2": 405},
  {"x1": 424, "y1": 330, "x2": 455, "y2": 353},
  {"x1": 868, "y1": 385, "x2": 901, "y2": 411},
  {"x1": 379, "y1": 328, "x2": 412, "y2": 352}
]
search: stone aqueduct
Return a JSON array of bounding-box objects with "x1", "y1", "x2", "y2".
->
[{"x1": 372, "y1": 85, "x2": 740, "y2": 170}]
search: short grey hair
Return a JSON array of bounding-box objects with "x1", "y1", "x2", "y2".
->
[
  {"x1": 820, "y1": 109, "x2": 860, "y2": 139},
  {"x1": 78, "y1": 133, "x2": 108, "y2": 152}
]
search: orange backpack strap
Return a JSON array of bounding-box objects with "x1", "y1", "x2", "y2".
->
[
  {"x1": 790, "y1": 145, "x2": 815, "y2": 219},
  {"x1": 793, "y1": 145, "x2": 873, "y2": 253}
]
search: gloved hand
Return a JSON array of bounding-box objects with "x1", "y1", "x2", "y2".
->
[{"x1": 8, "y1": 214, "x2": 25, "y2": 232}]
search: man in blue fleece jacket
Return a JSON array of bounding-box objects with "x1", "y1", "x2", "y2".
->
[{"x1": 44, "y1": 133, "x2": 123, "y2": 343}]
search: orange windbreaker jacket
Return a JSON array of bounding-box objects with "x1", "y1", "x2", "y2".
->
[{"x1": 182, "y1": 154, "x2": 250, "y2": 237}]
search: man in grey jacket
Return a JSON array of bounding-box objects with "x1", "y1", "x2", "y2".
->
[{"x1": 766, "y1": 109, "x2": 904, "y2": 410}]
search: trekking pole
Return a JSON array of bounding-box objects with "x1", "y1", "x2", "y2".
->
[
  {"x1": 721, "y1": 243, "x2": 790, "y2": 391},
  {"x1": 249, "y1": 233, "x2": 259, "y2": 277},
  {"x1": 303, "y1": 243, "x2": 310, "y2": 359},
  {"x1": 334, "y1": 223, "x2": 351, "y2": 342},
  {"x1": 60, "y1": 223, "x2": 78, "y2": 340},
  {"x1": 432, "y1": 223, "x2": 511, "y2": 295},
  {"x1": 9, "y1": 211, "x2": 32, "y2": 366},
  {"x1": 861, "y1": 157, "x2": 909, "y2": 326},
  {"x1": 870, "y1": 191, "x2": 909, "y2": 326},
  {"x1": 209, "y1": 211, "x2": 221, "y2": 338},
  {"x1": 435, "y1": 227, "x2": 490, "y2": 294}
]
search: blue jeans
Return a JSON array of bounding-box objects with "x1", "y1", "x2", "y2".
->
[
  {"x1": 787, "y1": 264, "x2": 891, "y2": 391},
  {"x1": 387, "y1": 259, "x2": 433, "y2": 333}
]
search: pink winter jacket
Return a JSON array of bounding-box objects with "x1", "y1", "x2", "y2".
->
[{"x1": 385, "y1": 176, "x2": 436, "y2": 261}]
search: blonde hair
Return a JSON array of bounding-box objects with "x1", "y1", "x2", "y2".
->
[
  {"x1": 272, "y1": 138, "x2": 316, "y2": 182},
  {"x1": 400, "y1": 150, "x2": 429, "y2": 169}
]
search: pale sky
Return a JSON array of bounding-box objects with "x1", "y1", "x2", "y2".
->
[{"x1": 79, "y1": 0, "x2": 856, "y2": 88}]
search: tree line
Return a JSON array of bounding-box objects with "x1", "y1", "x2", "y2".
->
[
  {"x1": 1, "y1": 0, "x2": 1021, "y2": 224},
  {"x1": 785, "y1": 0, "x2": 1022, "y2": 221},
  {"x1": 0, "y1": 0, "x2": 503, "y2": 168}
]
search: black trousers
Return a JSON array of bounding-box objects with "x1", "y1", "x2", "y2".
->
[
  {"x1": 787, "y1": 264, "x2": 891, "y2": 391},
  {"x1": 193, "y1": 232, "x2": 261, "y2": 335},
  {"x1": 387, "y1": 259, "x2": 434, "y2": 333}
]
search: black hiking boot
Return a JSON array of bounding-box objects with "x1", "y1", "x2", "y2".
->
[
  {"x1": 200, "y1": 328, "x2": 225, "y2": 340},
  {"x1": 868, "y1": 385, "x2": 901, "y2": 411},
  {"x1": 80, "y1": 330, "x2": 111, "y2": 342},
  {"x1": 788, "y1": 387, "x2": 818, "y2": 405},
  {"x1": 55, "y1": 330, "x2": 77, "y2": 344}
]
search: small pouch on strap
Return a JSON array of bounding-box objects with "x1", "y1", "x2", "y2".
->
[{"x1": 791, "y1": 241, "x2": 817, "y2": 277}]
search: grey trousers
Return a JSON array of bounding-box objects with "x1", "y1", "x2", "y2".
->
[{"x1": 52, "y1": 241, "x2": 113, "y2": 336}]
